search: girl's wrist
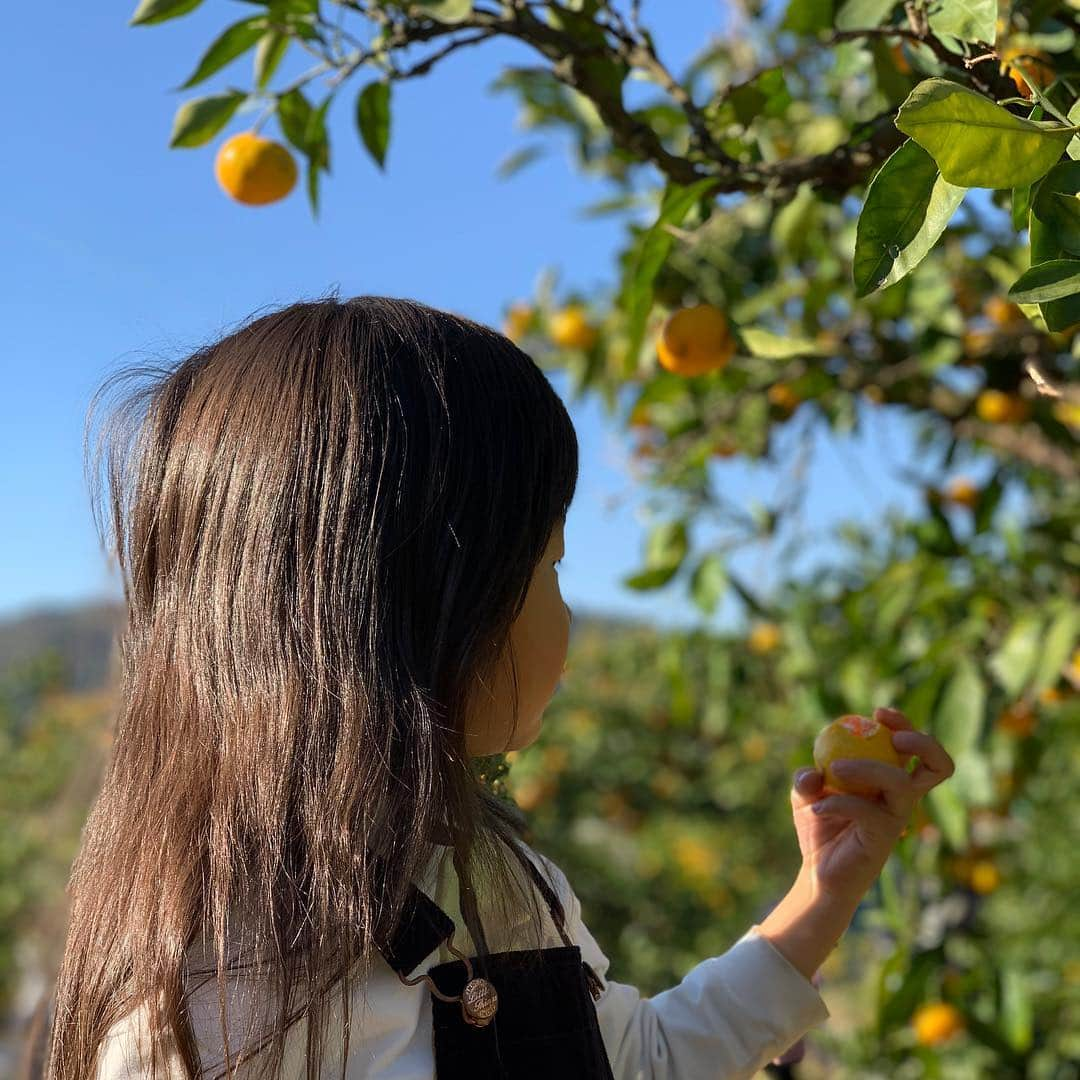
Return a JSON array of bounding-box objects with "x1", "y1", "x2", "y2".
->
[{"x1": 756, "y1": 865, "x2": 861, "y2": 982}]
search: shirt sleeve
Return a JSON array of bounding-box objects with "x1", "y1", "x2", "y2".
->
[{"x1": 539, "y1": 856, "x2": 831, "y2": 1080}]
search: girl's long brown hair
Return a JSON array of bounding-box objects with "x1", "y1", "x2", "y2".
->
[{"x1": 44, "y1": 294, "x2": 579, "y2": 1080}]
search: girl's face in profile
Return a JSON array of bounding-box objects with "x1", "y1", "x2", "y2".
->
[{"x1": 465, "y1": 520, "x2": 570, "y2": 757}]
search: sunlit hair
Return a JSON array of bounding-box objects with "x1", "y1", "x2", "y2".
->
[{"x1": 45, "y1": 293, "x2": 578, "y2": 1080}]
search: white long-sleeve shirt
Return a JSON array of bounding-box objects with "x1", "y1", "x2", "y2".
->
[{"x1": 95, "y1": 842, "x2": 830, "y2": 1080}]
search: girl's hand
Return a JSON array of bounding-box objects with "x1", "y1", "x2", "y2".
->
[{"x1": 790, "y1": 706, "x2": 955, "y2": 907}]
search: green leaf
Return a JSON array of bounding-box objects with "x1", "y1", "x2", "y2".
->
[
  {"x1": 988, "y1": 614, "x2": 1043, "y2": 698},
  {"x1": 835, "y1": 0, "x2": 897, "y2": 30},
  {"x1": 839, "y1": 654, "x2": 874, "y2": 712},
  {"x1": 927, "y1": 0, "x2": 996, "y2": 44},
  {"x1": 1067, "y1": 98, "x2": 1080, "y2": 160},
  {"x1": 934, "y1": 656, "x2": 985, "y2": 757},
  {"x1": 277, "y1": 87, "x2": 314, "y2": 153},
  {"x1": 1029, "y1": 191, "x2": 1080, "y2": 327},
  {"x1": 1030, "y1": 605, "x2": 1080, "y2": 692},
  {"x1": 1011, "y1": 183, "x2": 1032, "y2": 230},
  {"x1": 951, "y1": 747, "x2": 994, "y2": 806},
  {"x1": 869, "y1": 37, "x2": 916, "y2": 107},
  {"x1": 1028, "y1": 190, "x2": 1080, "y2": 330},
  {"x1": 630, "y1": 373, "x2": 690, "y2": 410},
  {"x1": 623, "y1": 565, "x2": 680, "y2": 590},
  {"x1": 853, "y1": 139, "x2": 967, "y2": 297},
  {"x1": 875, "y1": 856, "x2": 907, "y2": 936},
  {"x1": 895, "y1": 77, "x2": 1073, "y2": 189},
  {"x1": 900, "y1": 667, "x2": 947, "y2": 729},
  {"x1": 179, "y1": 17, "x2": 266, "y2": 90},
  {"x1": 771, "y1": 182, "x2": 818, "y2": 260},
  {"x1": 168, "y1": 91, "x2": 245, "y2": 148},
  {"x1": 755, "y1": 68, "x2": 792, "y2": 118},
  {"x1": 1007, "y1": 258, "x2": 1080, "y2": 302},
  {"x1": 781, "y1": 0, "x2": 834, "y2": 34},
  {"x1": 1031, "y1": 160, "x2": 1080, "y2": 254},
  {"x1": 725, "y1": 70, "x2": 791, "y2": 128},
  {"x1": 305, "y1": 94, "x2": 331, "y2": 171},
  {"x1": 998, "y1": 964, "x2": 1034, "y2": 1053},
  {"x1": 739, "y1": 327, "x2": 820, "y2": 358},
  {"x1": 578, "y1": 191, "x2": 641, "y2": 218},
  {"x1": 877, "y1": 947, "x2": 941, "y2": 1036},
  {"x1": 306, "y1": 156, "x2": 321, "y2": 218},
  {"x1": 253, "y1": 30, "x2": 289, "y2": 91},
  {"x1": 496, "y1": 145, "x2": 547, "y2": 179},
  {"x1": 927, "y1": 779, "x2": 967, "y2": 847},
  {"x1": 963, "y1": 1008, "x2": 1028, "y2": 1063},
  {"x1": 874, "y1": 567, "x2": 918, "y2": 636},
  {"x1": 620, "y1": 177, "x2": 717, "y2": 372},
  {"x1": 356, "y1": 81, "x2": 392, "y2": 169},
  {"x1": 231, "y1": 0, "x2": 316, "y2": 8},
  {"x1": 411, "y1": 0, "x2": 474, "y2": 22},
  {"x1": 727, "y1": 84, "x2": 767, "y2": 129},
  {"x1": 690, "y1": 554, "x2": 726, "y2": 616},
  {"x1": 130, "y1": 0, "x2": 203, "y2": 26},
  {"x1": 646, "y1": 519, "x2": 689, "y2": 571},
  {"x1": 545, "y1": 7, "x2": 629, "y2": 102},
  {"x1": 972, "y1": 471, "x2": 1004, "y2": 533}
]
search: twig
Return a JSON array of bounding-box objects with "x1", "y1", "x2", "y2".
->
[
  {"x1": 953, "y1": 418, "x2": 1078, "y2": 479},
  {"x1": 392, "y1": 30, "x2": 496, "y2": 80},
  {"x1": 1023, "y1": 356, "x2": 1080, "y2": 403}
]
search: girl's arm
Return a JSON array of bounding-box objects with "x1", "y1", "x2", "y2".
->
[
  {"x1": 565, "y1": 868, "x2": 833, "y2": 1080},
  {"x1": 757, "y1": 864, "x2": 860, "y2": 981}
]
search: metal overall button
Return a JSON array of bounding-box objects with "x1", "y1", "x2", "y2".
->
[{"x1": 399, "y1": 931, "x2": 499, "y2": 1028}]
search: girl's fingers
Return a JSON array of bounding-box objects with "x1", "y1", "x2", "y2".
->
[
  {"x1": 827, "y1": 759, "x2": 916, "y2": 816},
  {"x1": 792, "y1": 767, "x2": 824, "y2": 808},
  {"x1": 872, "y1": 705, "x2": 914, "y2": 732},
  {"x1": 890, "y1": 729, "x2": 956, "y2": 792},
  {"x1": 812, "y1": 793, "x2": 897, "y2": 836}
]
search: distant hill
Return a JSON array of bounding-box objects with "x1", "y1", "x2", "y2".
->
[
  {"x1": 0, "y1": 597, "x2": 639, "y2": 693},
  {"x1": 0, "y1": 598, "x2": 124, "y2": 692}
]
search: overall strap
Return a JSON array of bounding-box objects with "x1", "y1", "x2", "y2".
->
[
  {"x1": 374, "y1": 882, "x2": 456, "y2": 979},
  {"x1": 514, "y1": 849, "x2": 606, "y2": 1002},
  {"x1": 374, "y1": 844, "x2": 605, "y2": 1003}
]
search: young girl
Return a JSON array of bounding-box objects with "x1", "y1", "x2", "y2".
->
[{"x1": 44, "y1": 294, "x2": 954, "y2": 1080}]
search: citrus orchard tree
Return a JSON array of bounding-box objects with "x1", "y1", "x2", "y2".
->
[{"x1": 123, "y1": 0, "x2": 1080, "y2": 1073}]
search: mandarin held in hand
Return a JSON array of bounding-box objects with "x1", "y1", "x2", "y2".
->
[
  {"x1": 813, "y1": 713, "x2": 905, "y2": 797},
  {"x1": 656, "y1": 303, "x2": 735, "y2": 376},
  {"x1": 214, "y1": 131, "x2": 298, "y2": 206}
]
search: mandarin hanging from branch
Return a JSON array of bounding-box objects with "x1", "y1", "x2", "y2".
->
[{"x1": 656, "y1": 304, "x2": 735, "y2": 377}]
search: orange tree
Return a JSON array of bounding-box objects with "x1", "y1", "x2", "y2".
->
[{"x1": 122, "y1": 0, "x2": 1080, "y2": 1073}]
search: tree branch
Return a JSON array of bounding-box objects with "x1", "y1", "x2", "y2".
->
[
  {"x1": 952, "y1": 418, "x2": 1078, "y2": 480},
  {"x1": 279, "y1": 5, "x2": 1047, "y2": 198},
  {"x1": 392, "y1": 30, "x2": 497, "y2": 81}
]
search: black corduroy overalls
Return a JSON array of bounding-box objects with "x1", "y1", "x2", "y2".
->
[{"x1": 375, "y1": 862, "x2": 617, "y2": 1080}]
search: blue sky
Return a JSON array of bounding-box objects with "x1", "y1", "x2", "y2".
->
[{"x1": 2, "y1": 1, "x2": 1010, "y2": 631}]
